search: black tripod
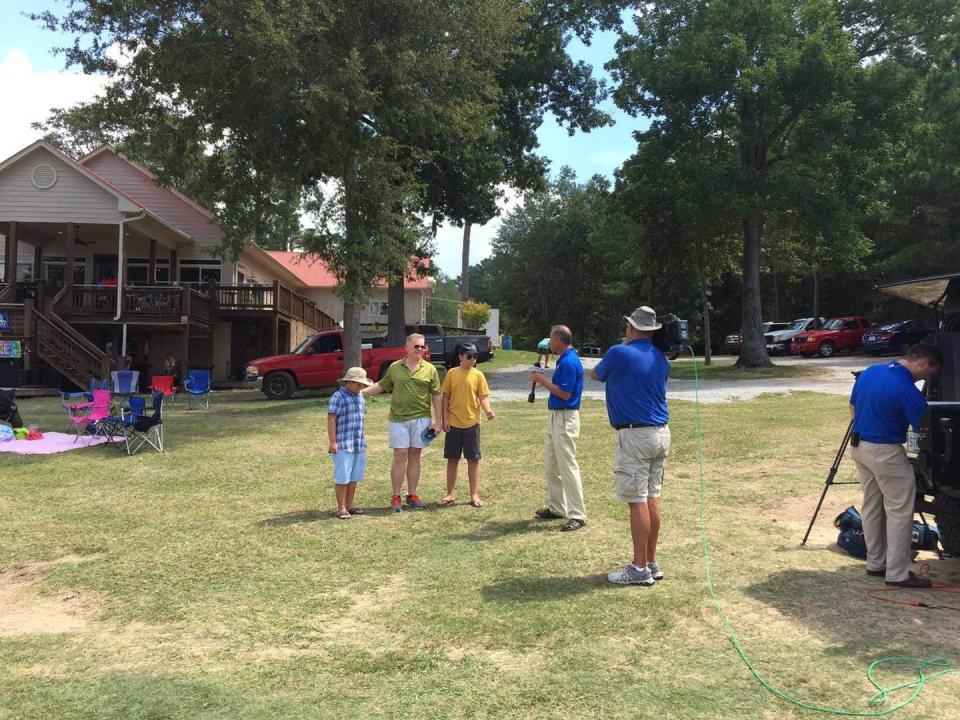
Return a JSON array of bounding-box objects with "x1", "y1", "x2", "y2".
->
[{"x1": 801, "y1": 417, "x2": 860, "y2": 546}]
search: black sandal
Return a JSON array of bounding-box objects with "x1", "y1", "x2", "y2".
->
[
  {"x1": 336, "y1": 510, "x2": 352, "y2": 520},
  {"x1": 347, "y1": 507, "x2": 365, "y2": 516}
]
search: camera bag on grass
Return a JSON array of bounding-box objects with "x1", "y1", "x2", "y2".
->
[{"x1": 834, "y1": 505, "x2": 940, "y2": 558}]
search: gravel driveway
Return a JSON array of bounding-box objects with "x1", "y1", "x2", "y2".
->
[{"x1": 486, "y1": 354, "x2": 890, "y2": 404}]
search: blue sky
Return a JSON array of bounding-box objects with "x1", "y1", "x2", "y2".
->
[{"x1": 0, "y1": 1, "x2": 649, "y2": 276}]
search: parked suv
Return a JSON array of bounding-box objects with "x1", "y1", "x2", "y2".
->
[
  {"x1": 862, "y1": 319, "x2": 931, "y2": 356},
  {"x1": 790, "y1": 316, "x2": 872, "y2": 357},
  {"x1": 765, "y1": 317, "x2": 825, "y2": 355},
  {"x1": 877, "y1": 272, "x2": 960, "y2": 554},
  {"x1": 724, "y1": 321, "x2": 790, "y2": 355}
]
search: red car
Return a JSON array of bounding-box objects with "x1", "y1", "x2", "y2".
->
[
  {"x1": 790, "y1": 316, "x2": 873, "y2": 357},
  {"x1": 245, "y1": 330, "x2": 415, "y2": 400}
]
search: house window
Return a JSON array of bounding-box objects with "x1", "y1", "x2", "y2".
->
[
  {"x1": 178, "y1": 260, "x2": 222, "y2": 284},
  {"x1": 369, "y1": 301, "x2": 389, "y2": 316},
  {"x1": 42, "y1": 257, "x2": 87, "y2": 285},
  {"x1": 127, "y1": 258, "x2": 170, "y2": 285}
]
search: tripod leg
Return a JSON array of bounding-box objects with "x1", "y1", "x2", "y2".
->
[{"x1": 801, "y1": 418, "x2": 854, "y2": 546}]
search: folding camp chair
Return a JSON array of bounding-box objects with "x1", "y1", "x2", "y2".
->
[
  {"x1": 111, "y1": 370, "x2": 140, "y2": 403},
  {"x1": 60, "y1": 391, "x2": 94, "y2": 436},
  {"x1": 87, "y1": 377, "x2": 109, "y2": 400},
  {"x1": 150, "y1": 375, "x2": 178, "y2": 407},
  {"x1": 68, "y1": 389, "x2": 112, "y2": 443},
  {"x1": 0, "y1": 389, "x2": 23, "y2": 428},
  {"x1": 120, "y1": 391, "x2": 164, "y2": 455},
  {"x1": 183, "y1": 369, "x2": 211, "y2": 410}
]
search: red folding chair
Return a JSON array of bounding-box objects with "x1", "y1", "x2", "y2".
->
[{"x1": 150, "y1": 375, "x2": 178, "y2": 406}]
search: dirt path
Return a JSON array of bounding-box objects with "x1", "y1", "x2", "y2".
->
[{"x1": 486, "y1": 355, "x2": 888, "y2": 403}]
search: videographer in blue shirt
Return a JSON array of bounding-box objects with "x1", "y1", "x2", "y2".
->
[
  {"x1": 849, "y1": 343, "x2": 941, "y2": 588},
  {"x1": 591, "y1": 306, "x2": 670, "y2": 587}
]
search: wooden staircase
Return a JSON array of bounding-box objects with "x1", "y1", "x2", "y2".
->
[{"x1": 31, "y1": 305, "x2": 111, "y2": 389}]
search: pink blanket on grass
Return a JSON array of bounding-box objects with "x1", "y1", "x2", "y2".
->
[{"x1": 0, "y1": 432, "x2": 114, "y2": 455}]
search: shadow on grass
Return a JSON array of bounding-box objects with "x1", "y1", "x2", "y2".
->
[
  {"x1": 743, "y1": 565, "x2": 960, "y2": 658},
  {"x1": 446, "y1": 519, "x2": 557, "y2": 542},
  {"x1": 481, "y1": 573, "x2": 609, "y2": 603},
  {"x1": 259, "y1": 504, "x2": 418, "y2": 526}
]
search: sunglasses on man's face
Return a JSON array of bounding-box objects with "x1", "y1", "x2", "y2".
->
[{"x1": 412, "y1": 344, "x2": 427, "y2": 350}]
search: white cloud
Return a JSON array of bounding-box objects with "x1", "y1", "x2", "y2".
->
[{"x1": 0, "y1": 49, "x2": 108, "y2": 160}]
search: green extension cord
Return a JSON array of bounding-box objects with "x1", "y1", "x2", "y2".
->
[{"x1": 687, "y1": 348, "x2": 960, "y2": 716}]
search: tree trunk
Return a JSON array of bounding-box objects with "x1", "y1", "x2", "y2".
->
[
  {"x1": 701, "y1": 282, "x2": 712, "y2": 366},
  {"x1": 342, "y1": 144, "x2": 363, "y2": 369},
  {"x1": 460, "y1": 221, "x2": 472, "y2": 301},
  {"x1": 735, "y1": 217, "x2": 773, "y2": 368},
  {"x1": 387, "y1": 275, "x2": 406, "y2": 346},
  {"x1": 342, "y1": 301, "x2": 362, "y2": 369},
  {"x1": 811, "y1": 263, "x2": 820, "y2": 323}
]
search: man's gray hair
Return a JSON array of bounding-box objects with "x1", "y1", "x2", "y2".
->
[{"x1": 550, "y1": 325, "x2": 573, "y2": 345}]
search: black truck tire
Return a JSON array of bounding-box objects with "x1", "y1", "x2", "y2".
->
[
  {"x1": 933, "y1": 494, "x2": 960, "y2": 556},
  {"x1": 262, "y1": 371, "x2": 296, "y2": 400}
]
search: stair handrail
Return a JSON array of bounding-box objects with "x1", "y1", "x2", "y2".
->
[{"x1": 33, "y1": 307, "x2": 112, "y2": 380}]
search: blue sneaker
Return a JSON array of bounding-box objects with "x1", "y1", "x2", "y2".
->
[
  {"x1": 406, "y1": 494, "x2": 427, "y2": 509},
  {"x1": 391, "y1": 495, "x2": 403, "y2": 513}
]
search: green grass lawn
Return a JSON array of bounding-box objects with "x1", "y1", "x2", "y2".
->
[
  {"x1": 668, "y1": 359, "x2": 818, "y2": 380},
  {"x1": 2, "y1": 391, "x2": 958, "y2": 719},
  {"x1": 482, "y1": 349, "x2": 540, "y2": 372}
]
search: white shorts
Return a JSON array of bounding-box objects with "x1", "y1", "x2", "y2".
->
[{"x1": 388, "y1": 417, "x2": 432, "y2": 449}]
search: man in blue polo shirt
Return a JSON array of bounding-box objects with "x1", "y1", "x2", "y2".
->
[
  {"x1": 591, "y1": 306, "x2": 671, "y2": 586},
  {"x1": 849, "y1": 343, "x2": 941, "y2": 588},
  {"x1": 531, "y1": 324, "x2": 586, "y2": 531}
]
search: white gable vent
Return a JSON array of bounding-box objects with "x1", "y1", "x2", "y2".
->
[{"x1": 31, "y1": 163, "x2": 58, "y2": 190}]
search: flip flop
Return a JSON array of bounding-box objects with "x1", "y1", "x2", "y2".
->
[
  {"x1": 469, "y1": 499, "x2": 486, "y2": 508},
  {"x1": 437, "y1": 498, "x2": 456, "y2": 507},
  {"x1": 336, "y1": 510, "x2": 352, "y2": 520},
  {"x1": 347, "y1": 507, "x2": 365, "y2": 516}
]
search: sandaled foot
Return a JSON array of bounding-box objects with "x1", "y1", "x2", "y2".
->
[
  {"x1": 437, "y1": 497, "x2": 456, "y2": 507},
  {"x1": 336, "y1": 510, "x2": 351, "y2": 520},
  {"x1": 469, "y1": 498, "x2": 486, "y2": 508},
  {"x1": 347, "y1": 507, "x2": 365, "y2": 516}
]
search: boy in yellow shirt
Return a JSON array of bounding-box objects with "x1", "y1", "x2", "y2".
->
[{"x1": 438, "y1": 343, "x2": 495, "y2": 507}]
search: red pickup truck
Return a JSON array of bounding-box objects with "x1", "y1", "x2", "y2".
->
[
  {"x1": 245, "y1": 330, "x2": 413, "y2": 400},
  {"x1": 790, "y1": 316, "x2": 873, "y2": 357}
]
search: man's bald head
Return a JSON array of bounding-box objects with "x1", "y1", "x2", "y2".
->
[{"x1": 550, "y1": 325, "x2": 573, "y2": 353}]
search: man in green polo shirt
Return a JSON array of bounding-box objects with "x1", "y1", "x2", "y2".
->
[{"x1": 363, "y1": 333, "x2": 443, "y2": 512}]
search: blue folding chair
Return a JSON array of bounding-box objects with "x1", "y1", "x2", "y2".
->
[
  {"x1": 87, "y1": 377, "x2": 109, "y2": 400},
  {"x1": 111, "y1": 370, "x2": 140, "y2": 406},
  {"x1": 117, "y1": 392, "x2": 164, "y2": 455},
  {"x1": 184, "y1": 369, "x2": 211, "y2": 410}
]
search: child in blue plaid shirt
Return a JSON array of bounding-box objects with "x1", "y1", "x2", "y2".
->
[{"x1": 327, "y1": 367, "x2": 372, "y2": 519}]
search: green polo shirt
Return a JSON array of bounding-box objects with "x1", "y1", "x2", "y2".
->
[{"x1": 379, "y1": 358, "x2": 442, "y2": 422}]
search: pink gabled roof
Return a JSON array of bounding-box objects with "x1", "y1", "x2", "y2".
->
[{"x1": 266, "y1": 251, "x2": 432, "y2": 289}]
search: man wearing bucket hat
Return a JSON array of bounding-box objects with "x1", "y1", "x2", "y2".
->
[
  {"x1": 591, "y1": 306, "x2": 671, "y2": 586},
  {"x1": 327, "y1": 367, "x2": 373, "y2": 519}
]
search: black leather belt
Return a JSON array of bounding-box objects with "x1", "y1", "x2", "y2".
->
[{"x1": 614, "y1": 423, "x2": 663, "y2": 430}]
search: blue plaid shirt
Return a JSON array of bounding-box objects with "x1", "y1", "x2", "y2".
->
[{"x1": 327, "y1": 387, "x2": 367, "y2": 452}]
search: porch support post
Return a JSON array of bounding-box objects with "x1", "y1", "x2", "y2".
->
[
  {"x1": 148, "y1": 237, "x2": 157, "y2": 283},
  {"x1": 33, "y1": 243, "x2": 42, "y2": 282},
  {"x1": 65, "y1": 223, "x2": 76, "y2": 288},
  {"x1": 3, "y1": 221, "x2": 17, "y2": 284},
  {"x1": 169, "y1": 249, "x2": 179, "y2": 282}
]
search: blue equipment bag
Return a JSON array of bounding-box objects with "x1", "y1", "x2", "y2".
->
[{"x1": 834, "y1": 506, "x2": 939, "y2": 558}]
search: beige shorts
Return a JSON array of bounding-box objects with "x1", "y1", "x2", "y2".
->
[{"x1": 614, "y1": 425, "x2": 671, "y2": 503}]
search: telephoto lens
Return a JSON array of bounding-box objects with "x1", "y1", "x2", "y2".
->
[{"x1": 528, "y1": 362, "x2": 542, "y2": 403}]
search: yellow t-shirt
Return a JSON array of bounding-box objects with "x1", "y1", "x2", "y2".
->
[{"x1": 441, "y1": 366, "x2": 490, "y2": 428}]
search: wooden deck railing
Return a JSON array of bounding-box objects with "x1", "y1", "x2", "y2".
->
[
  {"x1": 216, "y1": 282, "x2": 333, "y2": 331},
  {"x1": 33, "y1": 306, "x2": 112, "y2": 386}
]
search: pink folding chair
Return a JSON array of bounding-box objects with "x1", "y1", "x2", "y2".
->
[{"x1": 69, "y1": 389, "x2": 112, "y2": 444}]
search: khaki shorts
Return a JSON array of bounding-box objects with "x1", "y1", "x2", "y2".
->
[{"x1": 614, "y1": 425, "x2": 671, "y2": 503}]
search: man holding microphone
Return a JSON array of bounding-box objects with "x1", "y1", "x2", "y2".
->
[
  {"x1": 591, "y1": 306, "x2": 670, "y2": 587},
  {"x1": 531, "y1": 325, "x2": 587, "y2": 532}
]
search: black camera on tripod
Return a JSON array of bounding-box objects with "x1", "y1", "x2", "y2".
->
[{"x1": 652, "y1": 314, "x2": 690, "y2": 360}]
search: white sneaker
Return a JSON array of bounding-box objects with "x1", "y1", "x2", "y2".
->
[
  {"x1": 647, "y1": 561, "x2": 664, "y2": 581},
  {"x1": 607, "y1": 563, "x2": 655, "y2": 586}
]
